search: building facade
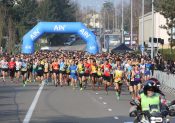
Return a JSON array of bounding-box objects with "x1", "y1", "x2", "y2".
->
[{"x1": 139, "y1": 12, "x2": 170, "y2": 48}]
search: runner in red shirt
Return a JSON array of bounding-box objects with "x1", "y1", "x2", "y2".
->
[
  {"x1": 102, "y1": 59, "x2": 112, "y2": 94},
  {"x1": 8, "y1": 58, "x2": 16, "y2": 82}
]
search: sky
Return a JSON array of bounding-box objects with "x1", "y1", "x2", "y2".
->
[{"x1": 74, "y1": 0, "x2": 126, "y2": 12}]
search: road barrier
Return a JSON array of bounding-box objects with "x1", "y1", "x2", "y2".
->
[{"x1": 154, "y1": 70, "x2": 175, "y2": 92}]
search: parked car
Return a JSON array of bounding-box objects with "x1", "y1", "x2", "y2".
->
[
  {"x1": 64, "y1": 35, "x2": 77, "y2": 46},
  {"x1": 64, "y1": 40, "x2": 74, "y2": 46}
]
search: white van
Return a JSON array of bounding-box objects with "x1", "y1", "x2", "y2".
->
[{"x1": 40, "y1": 46, "x2": 50, "y2": 50}]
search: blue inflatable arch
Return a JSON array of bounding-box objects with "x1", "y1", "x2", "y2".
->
[{"x1": 22, "y1": 22, "x2": 99, "y2": 54}]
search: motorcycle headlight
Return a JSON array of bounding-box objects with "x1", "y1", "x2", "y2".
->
[{"x1": 150, "y1": 117, "x2": 163, "y2": 122}]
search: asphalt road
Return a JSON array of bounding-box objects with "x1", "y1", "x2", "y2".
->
[{"x1": 0, "y1": 80, "x2": 175, "y2": 123}]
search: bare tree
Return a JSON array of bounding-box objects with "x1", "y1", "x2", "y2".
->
[
  {"x1": 7, "y1": 16, "x2": 16, "y2": 54},
  {"x1": 0, "y1": 5, "x2": 6, "y2": 48}
]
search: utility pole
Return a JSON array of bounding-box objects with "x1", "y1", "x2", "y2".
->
[
  {"x1": 115, "y1": 3, "x2": 118, "y2": 31},
  {"x1": 103, "y1": 9, "x2": 106, "y2": 31},
  {"x1": 151, "y1": 0, "x2": 154, "y2": 59},
  {"x1": 107, "y1": 10, "x2": 109, "y2": 30},
  {"x1": 142, "y1": 0, "x2": 144, "y2": 55},
  {"x1": 122, "y1": 0, "x2": 124, "y2": 43},
  {"x1": 113, "y1": 8, "x2": 115, "y2": 32},
  {"x1": 130, "y1": 0, "x2": 133, "y2": 48}
]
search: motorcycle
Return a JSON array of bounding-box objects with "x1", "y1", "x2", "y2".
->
[{"x1": 129, "y1": 100, "x2": 175, "y2": 123}]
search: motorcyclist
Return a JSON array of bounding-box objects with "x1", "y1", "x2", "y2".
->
[
  {"x1": 144, "y1": 78, "x2": 165, "y2": 96},
  {"x1": 130, "y1": 80, "x2": 169, "y2": 117}
]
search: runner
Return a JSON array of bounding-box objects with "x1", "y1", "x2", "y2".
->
[
  {"x1": 131, "y1": 64, "x2": 142, "y2": 99},
  {"x1": 8, "y1": 58, "x2": 16, "y2": 82},
  {"x1": 102, "y1": 59, "x2": 112, "y2": 95},
  {"x1": 32, "y1": 59, "x2": 37, "y2": 83},
  {"x1": 139, "y1": 59, "x2": 145, "y2": 82},
  {"x1": 43, "y1": 59, "x2": 49, "y2": 85},
  {"x1": 21, "y1": 59, "x2": 28, "y2": 87},
  {"x1": 125, "y1": 59, "x2": 133, "y2": 97},
  {"x1": 83, "y1": 58, "x2": 90, "y2": 89},
  {"x1": 113, "y1": 65, "x2": 124, "y2": 100},
  {"x1": 36, "y1": 60, "x2": 44, "y2": 85},
  {"x1": 0, "y1": 57, "x2": 8, "y2": 83},
  {"x1": 52, "y1": 58, "x2": 59, "y2": 87},
  {"x1": 15, "y1": 57, "x2": 22, "y2": 83},
  {"x1": 144, "y1": 60, "x2": 151, "y2": 81},
  {"x1": 49, "y1": 59, "x2": 53, "y2": 83},
  {"x1": 90, "y1": 59, "x2": 98, "y2": 90},
  {"x1": 59, "y1": 58, "x2": 65, "y2": 87},
  {"x1": 27, "y1": 59, "x2": 32, "y2": 83},
  {"x1": 96, "y1": 61, "x2": 103, "y2": 90},
  {"x1": 69, "y1": 60, "x2": 77, "y2": 90},
  {"x1": 77, "y1": 59, "x2": 85, "y2": 90}
]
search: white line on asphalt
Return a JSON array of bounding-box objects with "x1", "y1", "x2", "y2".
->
[
  {"x1": 96, "y1": 92, "x2": 99, "y2": 95},
  {"x1": 114, "y1": 116, "x2": 119, "y2": 119},
  {"x1": 108, "y1": 108, "x2": 112, "y2": 111},
  {"x1": 99, "y1": 97, "x2": 103, "y2": 99},
  {"x1": 103, "y1": 102, "x2": 107, "y2": 105},
  {"x1": 23, "y1": 82, "x2": 44, "y2": 123}
]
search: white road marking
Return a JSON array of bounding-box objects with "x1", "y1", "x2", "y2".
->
[
  {"x1": 108, "y1": 108, "x2": 112, "y2": 111},
  {"x1": 103, "y1": 102, "x2": 107, "y2": 105},
  {"x1": 99, "y1": 97, "x2": 103, "y2": 99},
  {"x1": 23, "y1": 82, "x2": 44, "y2": 123},
  {"x1": 114, "y1": 116, "x2": 119, "y2": 119},
  {"x1": 96, "y1": 92, "x2": 99, "y2": 95}
]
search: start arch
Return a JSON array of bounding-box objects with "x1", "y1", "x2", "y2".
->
[{"x1": 22, "y1": 22, "x2": 99, "y2": 54}]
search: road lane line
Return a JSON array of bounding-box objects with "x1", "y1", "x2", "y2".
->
[
  {"x1": 23, "y1": 82, "x2": 44, "y2": 123},
  {"x1": 103, "y1": 102, "x2": 107, "y2": 105},
  {"x1": 114, "y1": 116, "x2": 119, "y2": 119},
  {"x1": 99, "y1": 97, "x2": 103, "y2": 99},
  {"x1": 108, "y1": 108, "x2": 112, "y2": 111}
]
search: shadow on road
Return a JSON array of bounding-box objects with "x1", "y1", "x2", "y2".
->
[{"x1": 31, "y1": 115, "x2": 134, "y2": 123}]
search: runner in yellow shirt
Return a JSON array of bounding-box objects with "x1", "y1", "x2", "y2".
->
[
  {"x1": 90, "y1": 60, "x2": 98, "y2": 90},
  {"x1": 113, "y1": 65, "x2": 124, "y2": 100},
  {"x1": 97, "y1": 62, "x2": 103, "y2": 90},
  {"x1": 77, "y1": 59, "x2": 85, "y2": 90}
]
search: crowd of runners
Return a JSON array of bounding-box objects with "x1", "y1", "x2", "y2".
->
[{"x1": 0, "y1": 50, "x2": 155, "y2": 100}]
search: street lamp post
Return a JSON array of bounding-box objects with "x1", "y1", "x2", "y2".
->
[
  {"x1": 142, "y1": 0, "x2": 144, "y2": 55},
  {"x1": 113, "y1": 8, "x2": 115, "y2": 32},
  {"x1": 107, "y1": 11, "x2": 109, "y2": 30},
  {"x1": 151, "y1": 0, "x2": 154, "y2": 59},
  {"x1": 131, "y1": 0, "x2": 133, "y2": 48},
  {"x1": 122, "y1": 0, "x2": 124, "y2": 43}
]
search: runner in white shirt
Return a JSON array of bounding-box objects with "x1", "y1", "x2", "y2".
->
[
  {"x1": 139, "y1": 59, "x2": 145, "y2": 82},
  {"x1": 15, "y1": 57, "x2": 22, "y2": 83},
  {"x1": 0, "y1": 57, "x2": 8, "y2": 83}
]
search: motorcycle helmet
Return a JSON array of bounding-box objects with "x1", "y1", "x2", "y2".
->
[
  {"x1": 144, "y1": 78, "x2": 165, "y2": 96},
  {"x1": 143, "y1": 80, "x2": 157, "y2": 95},
  {"x1": 148, "y1": 78, "x2": 161, "y2": 88}
]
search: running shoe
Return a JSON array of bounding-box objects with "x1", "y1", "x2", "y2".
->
[
  {"x1": 23, "y1": 81, "x2": 26, "y2": 87},
  {"x1": 106, "y1": 91, "x2": 108, "y2": 95},
  {"x1": 116, "y1": 92, "x2": 120, "y2": 100}
]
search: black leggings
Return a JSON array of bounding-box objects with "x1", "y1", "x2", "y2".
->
[{"x1": 9, "y1": 68, "x2": 15, "y2": 78}]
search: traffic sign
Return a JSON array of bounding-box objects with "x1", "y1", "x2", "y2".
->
[{"x1": 140, "y1": 45, "x2": 144, "y2": 51}]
